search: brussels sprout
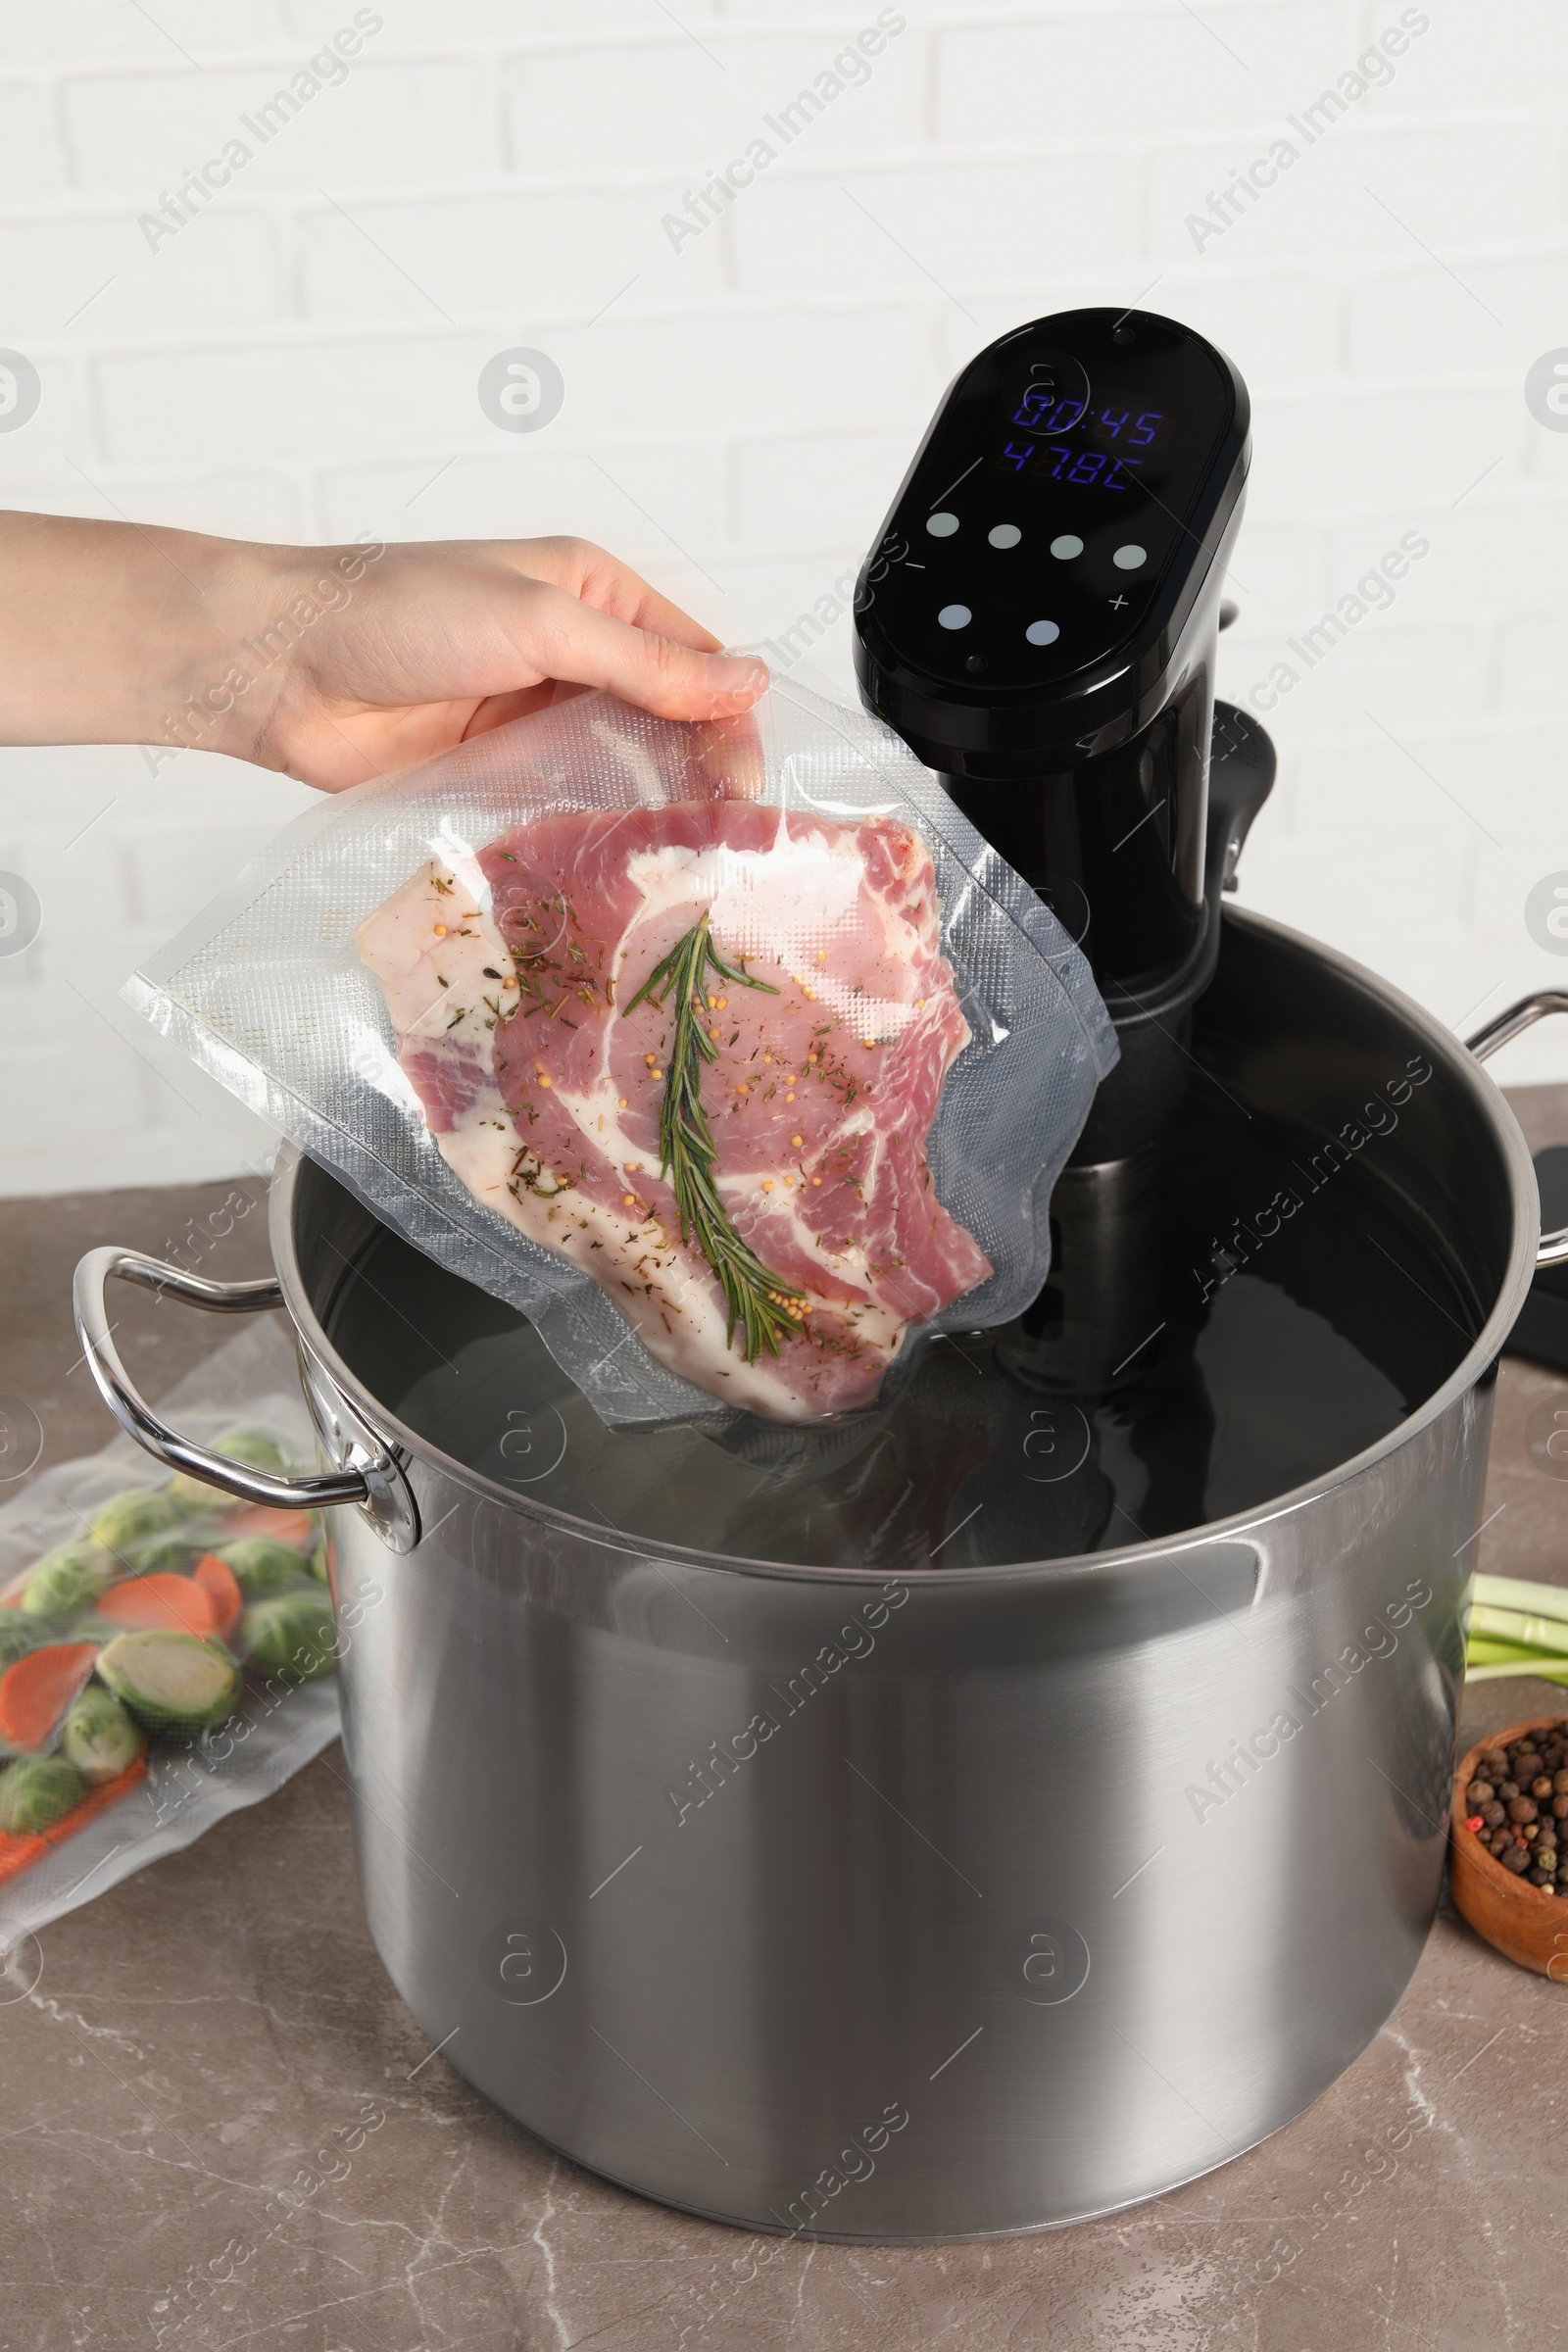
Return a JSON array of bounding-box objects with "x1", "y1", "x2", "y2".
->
[
  {"x1": 241, "y1": 1591, "x2": 338, "y2": 1681},
  {"x1": 0, "y1": 1753, "x2": 87, "y2": 1837},
  {"x1": 169, "y1": 1426, "x2": 291, "y2": 1512},
  {"x1": 96, "y1": 1630, "x2": 241, "y2": 1735},
  {"x1": 121, "y1": 1528, "x2": 203, "y2": 1578},
  {"x1": 218, "y1": 1539, "x2": 317, "y2": 1598},
  {"x1": 90, "y1": 1490, "x2": 188, "y2": 1559},
  {"x1": 0, "y1": 1620, "x2": 37, "y2": 1672},
  {"x1": 20, "y1": 1541, "x2": 117, "y2": 1617},
  {"x1": 59, "y1": 1686, "x2": 146, "y2": 1785}
]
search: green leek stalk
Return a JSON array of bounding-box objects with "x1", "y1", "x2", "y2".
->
[
  {"x1": 1463, "y1": 1574, "x2": 1568, "y2": 1683},
  {"x1": 1472, "y1": 1574, "x2": 1568, "y2": 1627},
  {"x1": 1466, "y1": 1660, "x2": 1568, "y2": 1685},
  {"x1": 1468, "y1": 1604, "x2": 1568, "y2": 1655}
]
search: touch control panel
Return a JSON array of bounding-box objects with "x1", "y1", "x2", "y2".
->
[{"x1": 855, "y1": 309, "x2": 1249, "y2": 753}]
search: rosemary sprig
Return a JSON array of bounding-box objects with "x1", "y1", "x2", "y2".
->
[{"x1": 624, "y1": 913, "x2": 809, "y2": 1362}]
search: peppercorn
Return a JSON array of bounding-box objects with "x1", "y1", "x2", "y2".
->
[{"x1": 1464, "y1": 1726, "x2": 1568, "y2": 1897}]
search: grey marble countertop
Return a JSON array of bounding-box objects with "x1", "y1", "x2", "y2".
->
[{"x1": 3, "y1": 1097, "x2": 1566, "y2": 2352}]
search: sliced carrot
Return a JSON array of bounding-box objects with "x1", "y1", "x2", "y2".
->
[
  {"x1": 0, "y1": 1756, "x2": 149, "y2": 1886},
  {"x1": 191, "y1": 1553, "x2": 243, "y2": 1642},
  {"x1": 93, "y1": 1573, "x2": 219, "y2": 1639},
  {"x1": 0, "y1": 1642, "x2": 100, "y2": 1751},
  {"x1": 222, "y1": 1505, "x2": 317, "y2": 1551}
]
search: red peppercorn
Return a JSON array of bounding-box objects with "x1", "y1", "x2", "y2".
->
[{"x1": 1466, "y1": 1814, "x2": 1484, "y2": 1832}]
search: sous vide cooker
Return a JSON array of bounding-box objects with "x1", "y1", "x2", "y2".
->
[
  {"x1": 74, "y1": 311, "x2": 1568, "y2": 2238},
  {"x1": 855, "y1": 307, "x2": 1275, "y2": 1392}
]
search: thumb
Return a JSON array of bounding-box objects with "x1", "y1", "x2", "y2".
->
[{"x1": 527, "y1": 583, "x2": 768, "y2": 720}]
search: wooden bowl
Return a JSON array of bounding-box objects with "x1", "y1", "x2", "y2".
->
[{"x1": 1450, "y1": 1716, "x2": 1568, "y2": 1979}]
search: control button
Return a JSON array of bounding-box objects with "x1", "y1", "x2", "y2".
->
[
  {"x1": 1050, "y1": 534, "x2": 1083, "y2": 560},
  {"x1": 1112, "y1": 544, "x2": 1147, "y2": 570},
  {"x1": 988, "y1": 523, "x2": 1021, "y2": 549},
  {"x1": 938, "y1": 603, "x2": 971, "y2": 630},
  {"x1": 926, "y1": 512, "x2": 959, "y2": 537},
  {"x1": 964, "y1": 654, "x2": 989, "y2": 673},
  {"x1": 1025, "y1": 619, "x2": 1060, "y2": 646}
]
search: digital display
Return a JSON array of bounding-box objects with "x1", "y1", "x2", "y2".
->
[
  {"x1": 995, "y1": 402, "x2": 1175, "y2": 491},
  {"x1": 1008, "y1": 385, "x2": 1088, "y2": 434}
]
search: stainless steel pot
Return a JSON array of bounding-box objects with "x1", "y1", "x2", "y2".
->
[{"x1": 75, "y1": 911, "x2": 1567, "y2": 2240}]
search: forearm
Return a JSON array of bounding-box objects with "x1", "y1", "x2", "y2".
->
[
  {"x1": 0, "y1": 509, "x2": 311, "y2": 761},
  {"x1": 0, "y1": 512, "x2": 763, "y2": 792}
]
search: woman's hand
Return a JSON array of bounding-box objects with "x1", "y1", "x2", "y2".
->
[
  {"x1": 240, "y1": 533, "x2": 768, "y2": 789},
  {"x1": 0, "y1": 513, "x2": 767, "y2": 791}
]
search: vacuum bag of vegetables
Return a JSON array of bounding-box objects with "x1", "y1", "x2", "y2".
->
[
  {"x1": 128, "y1": 676, "x2": 1116, "y2": 1428},
  {"x1": 0, "y1": 1320, "x2": 346, "y2": 1945}
]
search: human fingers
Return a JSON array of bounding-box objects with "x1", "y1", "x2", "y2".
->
[
  {"x1": 507, "y1": 577, "x2": 767, "y2": 721},
  {"x1": 498, "y1": 536, "x2": 727, "y2": 658}
]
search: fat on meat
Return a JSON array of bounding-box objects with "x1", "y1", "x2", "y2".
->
[{"x1": 354, "y1": 799, "x2": 991, "y2": 1421}]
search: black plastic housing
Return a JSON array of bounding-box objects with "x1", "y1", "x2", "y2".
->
[
  {"x1": 854, "y1": 308, "x2": 1250, "y2": 781},
  {"x1": 856, "y1": 312, "x2": 1249, "y2": 1027},
  {"x1": 856, "y1": 310, "x2": 1251, "y2": 1078}
]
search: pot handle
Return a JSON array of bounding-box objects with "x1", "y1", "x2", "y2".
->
[
  {"x1": 1467, "y1": 991, "x2": 1568, "y2": 1267},
  {"x1": 72, "y1": 1248, "x2": 419, "y2": 1544}
]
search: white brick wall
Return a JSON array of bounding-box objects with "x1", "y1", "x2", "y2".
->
[{"x1": 0, "y1": 0, "x2": 1565, "y2": 1200}]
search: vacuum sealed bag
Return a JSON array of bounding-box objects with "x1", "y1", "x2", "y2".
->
[
  {"x1": 129, "y1": 678, "x2": 1116, "y2": 1427},
  {"x1": 0, "y1": 1321, "x2": 342, "y2": 1947}
]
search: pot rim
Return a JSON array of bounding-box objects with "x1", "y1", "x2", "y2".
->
[{"x1": 269, "y1": 903, "x2": 1543, "y2": 1587}]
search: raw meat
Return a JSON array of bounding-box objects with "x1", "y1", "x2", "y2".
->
[{"x1": 355, "y1": 801, "x2": 991, "y2": 1421}]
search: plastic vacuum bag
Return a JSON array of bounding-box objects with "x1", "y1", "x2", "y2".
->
[
  {"x1": 0, "y1": 1321, "x2": 342, "y2": 1949},
  {"x1": 128, "y1": 676, "x2": 1116, "y2": 1428}
]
